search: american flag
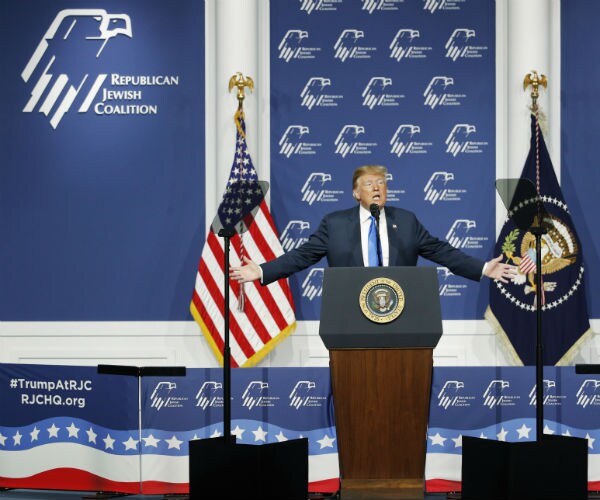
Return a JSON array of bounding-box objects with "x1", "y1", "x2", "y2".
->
[
  {"x1": 519, "y1": 247, "x2": 545, "y2": 306},
  {"x1": 190, "y1": 109, "x2": 296, "y2": 367},
  {"x1": 519, "y1": 248, "x2": 537, "y2": 274}
]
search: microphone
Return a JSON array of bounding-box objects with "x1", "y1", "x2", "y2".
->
[
  {"x1": 369, "y1": 203, "x2": 382, "y2": 266},
  {"x1": 369, "y1": 203, "x2": 380, "y2": 220}
]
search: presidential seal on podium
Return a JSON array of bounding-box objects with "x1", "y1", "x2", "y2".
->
[{"x1": 359, "y1": 277, "x2": 405, "y2": 323}]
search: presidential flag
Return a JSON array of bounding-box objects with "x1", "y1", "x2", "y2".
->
[
  {"x1": 485, "y1": 115, "x2": 591, "y2": 365},
  {"x1": 190, "y1": 109, "x2": 296, "y2": 367}
]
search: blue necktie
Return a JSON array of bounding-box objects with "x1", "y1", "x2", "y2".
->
[{"x1": 368, "y1": 215, "x2": 379, "y2": 266}]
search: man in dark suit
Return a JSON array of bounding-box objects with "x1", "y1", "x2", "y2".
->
[{"x1": 231, "y1": 165, "x2": 517, "y2": 285}]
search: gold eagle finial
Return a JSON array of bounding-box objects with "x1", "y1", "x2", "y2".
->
[
  {"x1": 523, "y1": 71, "x2": 548, "y2": 112},
  {"x1": 228, "y1": 72, "x2": 254, "y2": 107}
]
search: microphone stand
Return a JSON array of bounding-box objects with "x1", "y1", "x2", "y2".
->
[
  {"x1": 532, "y1": 221, "x2": 547, "y2": 441},
  {"x1": 218, "y1": 226, "x2": 235, "y2": 442}
]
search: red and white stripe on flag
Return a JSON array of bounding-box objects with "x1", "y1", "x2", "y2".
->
[
  {"x1": 519, "y1": 251, "x2": 537, "y2": 274},
  {"x1": 519, "y1": 248, "x2": 545, "y2": 306},
  {"x1": 190, "y1": 202, "x2": 296, "y2": 367}
]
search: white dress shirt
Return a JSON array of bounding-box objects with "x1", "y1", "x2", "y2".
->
[{"x1": 359, "y1": 205, "x2": 389, "y2": 267}]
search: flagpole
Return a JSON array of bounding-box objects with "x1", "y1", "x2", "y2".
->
[
  {"x1": 524, "y1": 71, "x2": 548, "y2": 442},
  {"x1": 218, "y1": 73, "x2": 255, "y2": 441}
]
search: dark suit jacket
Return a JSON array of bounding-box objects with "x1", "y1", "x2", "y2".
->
[{"x1": 261, "y1": 205, "x2": 485, "y2": 285}]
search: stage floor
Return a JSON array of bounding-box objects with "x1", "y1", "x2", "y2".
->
[
  {"x1": 3, "y1": 492, "x2": 600, "y2": 500},
  {"x1": 0, "y1": 490, "x2": 452, "y2": 500}
]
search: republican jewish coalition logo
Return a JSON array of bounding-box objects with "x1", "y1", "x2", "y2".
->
[
  {"x1": 301, "y1": 173, "x2": 330, "y2": 204},
  {"x1": 289, "y1": 380, "x2": 315, "y2": 409},
  {"x1": 389, "y1": 124, "x2": 431, "y2": 157},
  {"x1": 278, "y1": 30, "x2": 319, "y2": 62},
  {"x1": 333, "y1": 29, "x2": 376, "y2": 62},
  {"x1": 437, "y1": 380, "x2": 472, "y2": 409},
  {"x1": 280, "y1": 220, "x2": 311, "y2": 251},
  {"x1": 362, "y1": 0, "x2": 405, "y2": 14},
  {"x1": 302, "y1": 268, "x2": 324, "y2": 300},
  {"x1": 528, "y1": 380, "x2": 565, "y2": 406},
  {"x1": 334, "y1": 125, "x2": 377, "y2": 157},
  {"x1": 445, "y1": 28, "x2": 488, "y2": 61},
  {"x1": 423, "y1": 0, "x2": 466, "y2": 14},
  {"x1": 301, "y1": 77, "x2": 329, "y2": 109},
  {"x1": 195, "y1": 381, "x2": 223, "y2": 410},
  {"x1": 362, "y1": 77, "x2": 403, "y2": 109},
  {"x1": 22, "y1": 9, "x2": 179, "y2": 129},
  {"x1": 389, "y1": 29, "x2": 432, "y2": 61},
  {"x1": 300, "y1": 77, "x2": 342, "y2": 110},
  {"x1": 241, "y1": 381, "x2": 268, "y2": 410},
  {"x1": 423, "y1": 76, "x2": 466, "y2": 109},
  {"x1": 279, "y1": 125, "x2": 321, "y2": 157},
  {"x1": 425, "y1": 171, "x2": 453, "y2": 203},
  {"x1": 446, "y1": 219, "x2": 475, "y2": 246},
  {"x1": 21, "y1": 9, "x2": 131, "y2": 128},
  {"x1": 576, "y1": 380, "x2": 600, "y2": 408},
  {"x1": 482, "y1": 379, "x2": 519, "y2": 409},
  {"x1": 300, "y1": 0, "x2": 340, "y2": 14},
  {"x1": 150, "y1": 381, "x2": 188, "y2": 411},
  {"x1": 241, "y1": 381, "x2": 279, "y2": 410},
  {"x1": 437, "y1": 267, "x2": 466, "y2": 297},
  {"x1": 445, "y1": 124, "x2": 488, "y2": 156}
]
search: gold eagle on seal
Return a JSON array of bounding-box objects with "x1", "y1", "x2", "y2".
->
[{"x1": 502, "y1": 214, "x2": 577, "y2": 298}]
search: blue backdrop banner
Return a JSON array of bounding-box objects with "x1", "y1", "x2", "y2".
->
[
  {"x1": 0, "y1": 0, "x2": 205, "y2": 320},
  {"x1": 561, "y1": 0, "x2": 600, "y2": 318},
  {"x1": 270, "y1": 0, "x2": 495, "y2": 320}
]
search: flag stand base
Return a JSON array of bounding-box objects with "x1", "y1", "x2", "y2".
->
[
  {"x1": 189, "y1": 436, "x2": 308, "y2": 500},
  {"x1": 461, "y1": 435, "x2": 588, "y2": 500}
]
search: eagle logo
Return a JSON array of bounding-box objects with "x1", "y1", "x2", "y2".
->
[
  {"x1": 301, "y1": 268, "x2": 324, "y2": 300},
  {"x1": 390, "y1": 124, "x2": 421, "y2": 157},
  {"x1": 334, "y1": 124, "x2": 365, "y2": 158},
  {"x1": 278, "y1": 30, "x2": 308, "y2": 62},
  {"x1": 289, "y1": 380, "x2": 316, "y2": 409},
  {"x1": 241, "y1": 381, "x2": 268, "y2": 410},
  {"x1": 437, "y1": 380, "x2": 464, "y2": 409},
  {"x1": 445, "y1": 123, "x2": 477, "y2": 156},
  {"x1": 300, "y1": 77, "x2": 331, "y2": 110},
  {"x1": 423, "y1": 76, "x2": 455, "y2": 109},
  {"x1": 22, "y1": 9, "x2": 132, "y2": 129},
  {"x1": 279, "y1": 125, "x2": 310, "y2": 158},
  {"x1": 301, "y1": 173, "x2": 331, "y2": 205},
  {"x1": 281, "y1": 220, "x2": 311, "y2": 251},
  {"x1": 576, "y1": 379, "x2": 600, "y2": 408},
  {"x1": 446, "y1": 219, "x2": 476, "y2": 248},
  {"x1": 424, "y1": 171, "x2": 454, "y2": 204},
  {"x1": 333, "y1": 29, "x2": 364, "y2": 62},
  {"x1": 445, "y1": 28, "x2": 476, "y2": 61},
  {"x1": 362, "y1": 77, "x2": 393, "y2": 109},
  {"x1": 501, "y1": 214, "x2": 578, "y2": 305}
]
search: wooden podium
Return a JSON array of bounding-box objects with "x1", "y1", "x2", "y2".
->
[{"x1": 319, "y1": 267, "x2": 443, "y2": 498}]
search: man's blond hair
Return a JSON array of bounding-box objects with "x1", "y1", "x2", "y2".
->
[{"x1": 352, "y1": 165, "x2": 388, "y2": 190}]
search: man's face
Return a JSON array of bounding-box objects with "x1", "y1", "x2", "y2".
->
[{"x1": 353, "y1": 173, "x2": 387, "y2": 210}]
